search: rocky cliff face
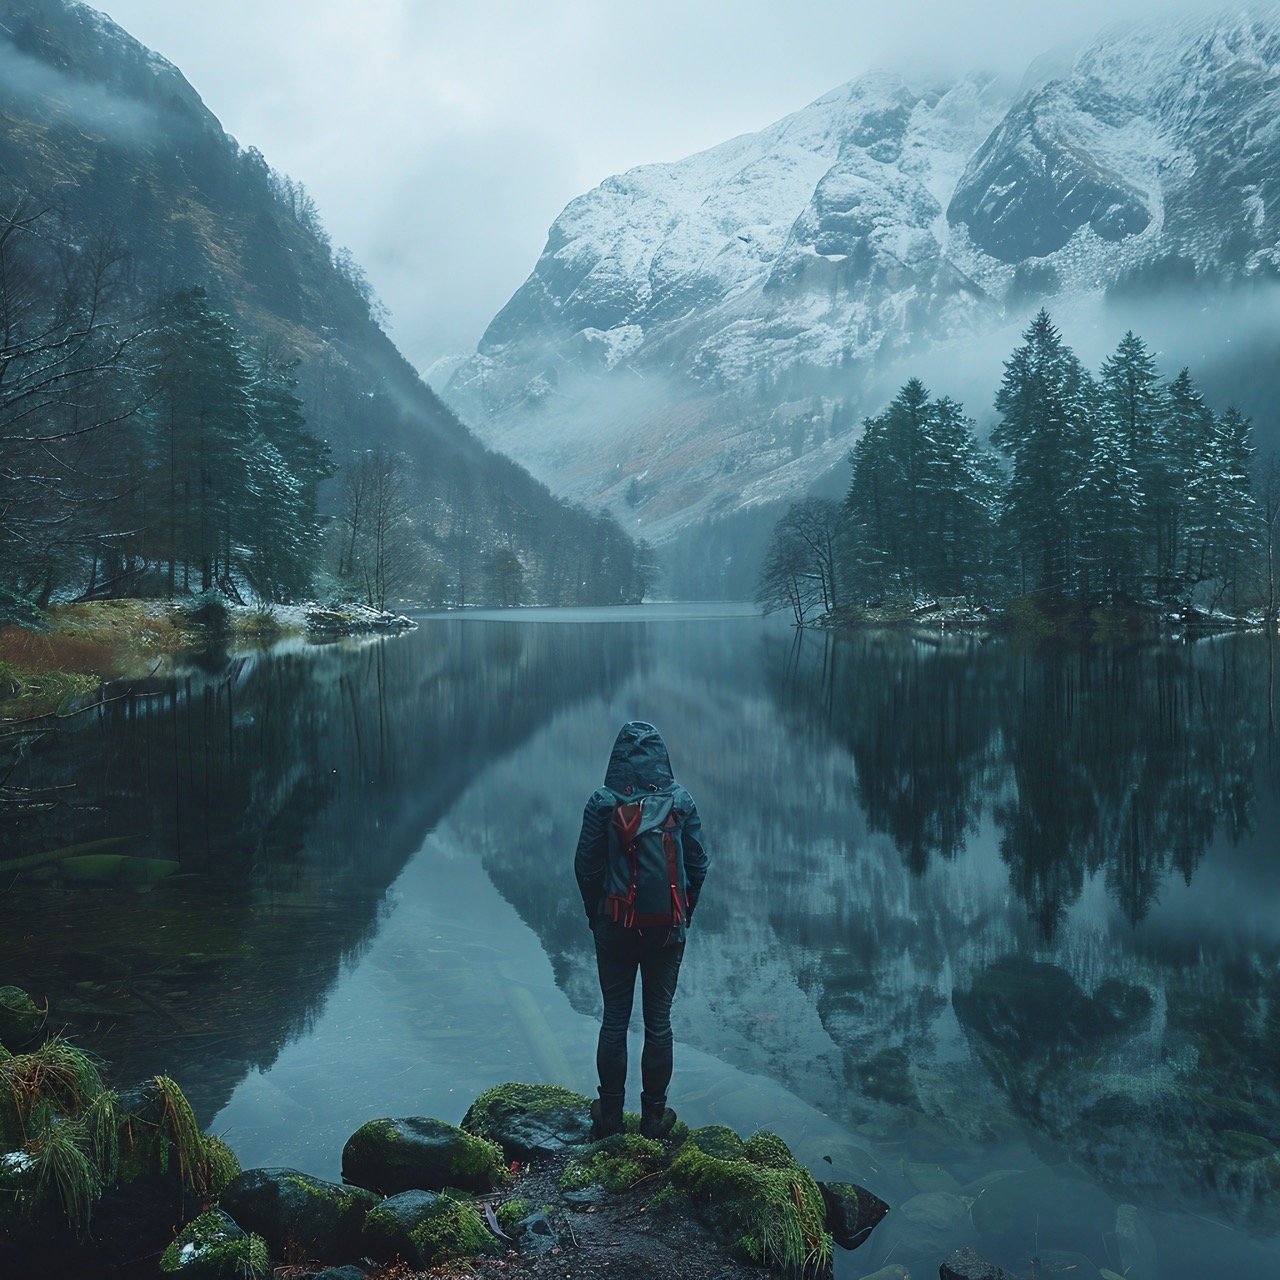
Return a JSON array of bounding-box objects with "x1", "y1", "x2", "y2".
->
[{"x1": 442, "y1": 12, "x2": 1280, "y2": 588}]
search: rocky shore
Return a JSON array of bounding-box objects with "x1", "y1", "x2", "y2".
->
[
  {"x1": 1, "y1": 985, "x2": 902, "y2": 1278},
  {"x1": 2, "y1": 982, "x2": 1161, "y2": 1280}
]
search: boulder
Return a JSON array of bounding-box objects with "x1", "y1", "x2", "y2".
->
[
  {"x1": 220, "y1": 1168, "x2": 377, "y2": 1262},
  {"x1": 158, "y1": 1209, "x2": 269, "y2": 1279},
  {"x1": 939, "y1": 1247, "x2": 1020, "y2": 1280},
  {"x1": 513, "y1": 1209, "x2": 558, "y2": 1256},
  {"x1": 341, "y1": 1116, "x2": 507, "y2": 1195},
  {"x1": 461, "y1": 1082, "x2": 594, "y2": 1160},
  {"x1": 874, "y1": 1191, "x2": 974, "y2": 1261},
  {"x1": 667, "y1": 1125, "x2": 832, "y2": 1276},
  {"x1": 360, "y1": 1188, "x2": 499, "y2": 1268},
  {"x1": 0, "y1": 986, "x2": 43, "y2": 1050},
  {"x1": 817, "y1": 1180, "x2": 890, "y2": 1250}
]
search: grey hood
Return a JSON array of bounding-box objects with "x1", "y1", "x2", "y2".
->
[{"x1": 603, "y1": 721, "x2": 674, "y2": 793}]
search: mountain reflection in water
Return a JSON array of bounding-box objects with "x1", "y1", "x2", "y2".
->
[{"x1": 2, "y1": 610, "x2": 1278, "y2": 1279}]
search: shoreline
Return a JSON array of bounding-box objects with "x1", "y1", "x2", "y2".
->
[
  {"x1": 0, "y1": 998, "x2": 891, "y2": 1279},
  {"x1": 0, "y1": 597, "x2": 415, "y2": 716},
  {"x1": 810, "y1": 596, "x2": 1271, "y2": 643}
]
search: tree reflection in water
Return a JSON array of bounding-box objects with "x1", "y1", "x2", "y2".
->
[{"x1": 764, "y1": 628, "x2": 1280, "y2": 1228}]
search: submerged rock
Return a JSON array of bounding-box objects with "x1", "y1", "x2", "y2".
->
[
  {"x1": 341, "y1": 1115, "x2": 507, "y2": 1195},
  {"x1": 939, "y1": 1246, "x2": 1020, "y2": 1280},
  {"x1": 360, "y1": 1187, "x2": 499, "y2": 1268},
  {"x1": 872, "y1": 1190, "x2": 974, "y2": 1262},
  {"x1": 220, "y1": 1168, "x2": 377, "y2": 1261},
  {"x1": 817, "y1": 1179, "x2": 890, "y2": 1250},
  {"x1": 461, "y1": 1081, "x2": 594, "y2": 1160}
]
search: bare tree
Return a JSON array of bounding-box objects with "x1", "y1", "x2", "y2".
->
[{"x1": 755, "y1": 499, "x2": 842, "y2": 624}]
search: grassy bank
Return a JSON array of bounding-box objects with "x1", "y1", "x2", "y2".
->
[{"x1": 0, "y1": 599, "x2": 292, "y2": 716}]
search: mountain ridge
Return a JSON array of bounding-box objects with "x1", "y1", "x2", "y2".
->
[
  {"x1": 441, "y1": 9, "x2": 1280, "y2": 593},
  {"x1": 0, "y1": 0, "x2": 646, "y2": 605}
]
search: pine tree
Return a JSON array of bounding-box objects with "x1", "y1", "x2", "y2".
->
[
  {"x1": 143, "y1": 287, "x2": 256, "y2": 595},
  {"x1": 1098, "y1": 331, "x2": 1166, "y2": 587},
  {"x1": 1162, "y1": 369, "x2": 1218, "y2": 598},
  {"x1": 245, "y1": 355, "x2": 333, "y2": 601},
  {"x1": 992, "y1": 311, "x2": 1092, "y2": 595},
  {"x1": 844, "y1": 381, "x2": 997, "y2": 598},
  {"x1": 1071, "y1": 407, "x2": 1143, "y2": 599}
]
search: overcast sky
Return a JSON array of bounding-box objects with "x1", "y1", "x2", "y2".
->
[{"x1": 101, "y1": 0, "x2": 1228, "y2": 372}]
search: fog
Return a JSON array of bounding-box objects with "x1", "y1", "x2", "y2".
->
[{"x1": 98, "y1": 0, "x2": 1246, "y2": 372}]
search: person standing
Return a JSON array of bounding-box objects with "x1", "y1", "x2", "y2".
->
[{"x1": 574, "y1": 720, "x2": 709, "y2": 1140}]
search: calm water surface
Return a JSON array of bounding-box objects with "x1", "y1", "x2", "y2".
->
[{"x1": 3, "y1": 604, "x2": 1279, "y2": 1279}]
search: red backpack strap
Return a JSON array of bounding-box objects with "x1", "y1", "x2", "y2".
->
[
  {"x1": 661, "y1": 809, "x2": 683, "y2": 925},
  {"x1": 609, "y1": 801, "x2": 644, "y2": 926}
]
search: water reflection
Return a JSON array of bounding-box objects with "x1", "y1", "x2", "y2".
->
[
  {"x1": 0, "y1": 622, "x2": 642, "y2": 1119},
  {"x1": 3, "y1": 613, "x2": 1279, "y2": 1279}
]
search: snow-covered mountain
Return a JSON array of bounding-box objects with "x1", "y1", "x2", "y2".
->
[{"x1": 442, "y1": 12, "x2": 1280, "y2": 588}]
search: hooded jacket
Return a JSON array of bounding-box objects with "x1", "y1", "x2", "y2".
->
[{"x1": 574, "y1": 721, "x2": 709, "y2": 945}]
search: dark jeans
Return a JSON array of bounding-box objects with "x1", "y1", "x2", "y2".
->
[{"x1": 593, "y1": 924, "x2": 685, "y2": 1107}]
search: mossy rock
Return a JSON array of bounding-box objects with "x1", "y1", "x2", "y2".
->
[
  {"x1": 342, "y1": 1115, "x2": 508, "y2": 1195},
  {"x1": 219, "y1": 1167, "x2": 377, "y2": 1262},
  {"x1": 817, "y1": 1180, "x2": 889, "y2": 1250},
  {"x1": 159, "y1": 1209, "x2": 269, "y2": 1279},
  {"x1": 461, "y1": 1082, "x2": 593, "y2": 1160},
  {"x1": 201, "y1": 1135, "x2": 240, "y2": 1198},
  {"x1": 559, "y1": 1133, "x2": 666, "y2": 1193},
  {"x1": 667, "y1": 1126, "x2": 832, "y2": 1278},
  {"x1": 361, "y1": 1188, "x2": 499, "y2": 1267},
  {"x1": 0, "y1": 986, "x2": 44, "y2": 1050},
  {"x1": 115, "y1": 1076, "x2": 208, "y2": 1191},
  {"x1": 494, "y1": 1196, "x2": 535, "y2": 1231}
]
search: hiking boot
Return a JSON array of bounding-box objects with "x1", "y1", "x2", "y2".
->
[
  {"x1": 639, "y1": 1100, "x2": 676, "y2": 1140},
  {"x1": 590, "y1": 1095, "x2": 624, "y2": 1140}
]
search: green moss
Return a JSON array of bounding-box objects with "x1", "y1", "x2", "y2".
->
[
  {"x1": 118, "y1": 1075, "x2": 210, "y2": 1193},
  {"x1": 159, "y1": 1210, "x2": 269, "y2": 1278},
  {"x1": 449, "y1": 1129, "x2": 508, "y2": 1185},
  {"x1": 201, "y1": 1135, "x2": 240, "y2": 1197},
  {"x1": 495, "y1": 1197, "x2": 534, "y2": 1230},
  {"x1": 407, "y1": 1198, "x2": 501, "y2": 1265},
  {"x1": 559, "y1": 1133, "x2": 667, "y2": 1193},
  {"x1": 282, "y1": 1172, "x2": 370, "y2": 1216},
  {"x1": 743, "y1": 1131, "x2": 794, "y2": 1170},
  {"x1": 462, "y1": 1081, "x2": 591, "y2": 1137},
  {"x1": 644, "y1": 1183, "x2": 683, "y2": 1215},
  {"x1": 667, "y1": 1126, "x2": 832, "y2": 1278}
]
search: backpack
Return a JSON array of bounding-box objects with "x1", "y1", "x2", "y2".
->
[{"x1": 601, "y1": 787, "x2": 689, "y2": 929}]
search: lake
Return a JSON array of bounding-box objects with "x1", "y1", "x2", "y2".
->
[{"x1": 3, "y1": 604, "x2": 1279, "y2": 1279}]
